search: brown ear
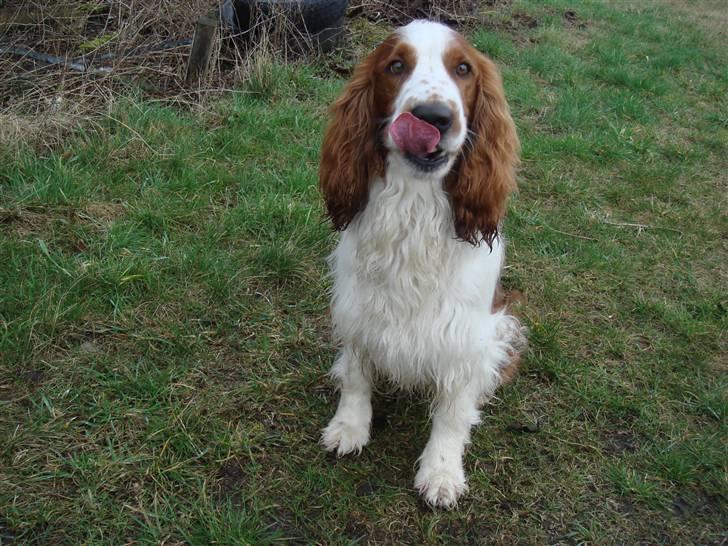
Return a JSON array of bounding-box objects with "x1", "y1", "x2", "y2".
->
[
  {"x1": 319, "y1": 53, "x2": 385, "y2": 231},
  {"x1": 446, "y1": 55, "x2": 519, "y2": 247}
]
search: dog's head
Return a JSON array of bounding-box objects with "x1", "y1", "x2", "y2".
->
[{"x1": 320, "y1": 20, "x2": 519, "y2": 246}]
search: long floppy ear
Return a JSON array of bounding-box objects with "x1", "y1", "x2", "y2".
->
[
  {"x1": 319, "y1": 53, "x2": 385, "y2": 231},
  {"x1": 446, "y1": 55, "x2": 519, "y2": 247}
]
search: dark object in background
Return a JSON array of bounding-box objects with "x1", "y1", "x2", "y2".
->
[{"x1": 220, "y1": 0, "x2": 349, "y2": 53}]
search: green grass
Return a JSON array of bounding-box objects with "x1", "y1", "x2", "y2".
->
[{"x1": 1, "y1": 1, "x2": 726, "y2": 543}]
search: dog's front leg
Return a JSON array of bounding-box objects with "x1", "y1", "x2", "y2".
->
[
  {"x1": 321, "y1": 346, "x2": 372, "y2": 456},
  {"x1": 415, "y1": 383, "x2": 482, "y2": 508}
]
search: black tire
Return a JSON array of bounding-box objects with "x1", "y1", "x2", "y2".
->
[{"x1": 221, "y1": 0, "x2": 349, "y2": 51}]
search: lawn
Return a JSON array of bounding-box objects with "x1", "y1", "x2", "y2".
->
[{"x1": 1, "y1": 0, "x2": 726, "y2": 543}]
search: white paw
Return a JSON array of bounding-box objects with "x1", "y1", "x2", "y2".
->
[
  {"x1": 321, "y1": 418, "x2": 370, "y2": 456},
  {"x1": 414, "y1": 461, "x2": 467, "y2": 509}
]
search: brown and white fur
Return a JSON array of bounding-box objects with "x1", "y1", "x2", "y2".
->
[{"x1": 319, "y1": 20, "x2": 525, "y2": 508}]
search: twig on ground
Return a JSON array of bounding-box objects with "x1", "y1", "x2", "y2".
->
[{"x1": 601, "y1": 220, "x2": 683, "y2": 235}]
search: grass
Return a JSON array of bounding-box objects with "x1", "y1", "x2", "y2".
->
[{"x1": 1, "y1": 0, "x2": 726, "y2": 543}]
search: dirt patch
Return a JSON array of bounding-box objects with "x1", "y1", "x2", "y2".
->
[
  {"x1": 0, "y1": 207, "x2": 51, "y2": 237},
  {"x1": 602, "y1": 429, "x2": 640, "y2": 455},
  {"x1": 476, "y1": 8, "x2": 544, "y2": 47},
  {"x1": 216, "y1": 457, "x2": 248, "y2": 499},
  {"x1": 481, "y1": 9, "x2": 539, "y2": 34},
  {"x1": 562, "y1": 9, "x2": 588, "y2": 29},
  {"x1": 672, "y1": 490, "x2": 725, "y2": 518},
  {"x1": 510, "y1": 11, "x2": 539, "y2": 29},
  {"x1": 342, "y1": 510, "x2": 393, "y2": 545},
  {"x1": 1, "y1": 202, "x2": 126, "y2": 240},
  {"x1": 481, "y1": 7, "x2": 590, "y2": 40},
  {"x1": 82, "y1": 201, "x2": 126, "y2": 224}
]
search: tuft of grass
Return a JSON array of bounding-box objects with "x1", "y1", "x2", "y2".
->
[{"x1": 608, "y1": 463, "x2": 666, "y2": 508}]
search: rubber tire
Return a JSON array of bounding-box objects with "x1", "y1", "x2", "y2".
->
[{"x1": 222, "y1": 0, "x2": 349, "y2": 47}]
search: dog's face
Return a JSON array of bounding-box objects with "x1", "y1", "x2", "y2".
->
[
  {"x1": 380, "y1": 22, "x2": 478, "y2": 177},
  {"x1": 320, "y1": 20, "x2": 519, "y2": 246}
]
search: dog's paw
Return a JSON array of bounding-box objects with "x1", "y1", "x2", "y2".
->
[
  {"x1": 414, "y1": 461, "x2": 467, "y2": 509},
  {"x1": 321, "y1": 418, "x2": 370, "y2": 456}
]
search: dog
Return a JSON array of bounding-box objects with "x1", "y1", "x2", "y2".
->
[{"x1": 318, "y1": 20, "x2": 525, "y2": 508}]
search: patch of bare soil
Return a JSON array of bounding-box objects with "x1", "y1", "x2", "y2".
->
[
  {"x1": 0, "y1": 202, "x2": 126, "y2": 240},
  {"x1": 602, "y1": 429, "x2": 640, "y2": 455}
]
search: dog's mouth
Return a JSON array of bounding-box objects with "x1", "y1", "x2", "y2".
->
[
  {"x1": 404, "y1": 147, "x2": 449, "y2": 171},
  {"x1": 388, "y1": 113, "x2": 453, "y2": 172}
]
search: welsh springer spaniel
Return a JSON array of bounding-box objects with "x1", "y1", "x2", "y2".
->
[{"x1": 319, "y1": 20, "x2": 525, "y2": 508}]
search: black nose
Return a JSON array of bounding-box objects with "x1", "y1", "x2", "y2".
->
[{"x1": 411, "y1": 102, "x2": 453, "y2": 134}]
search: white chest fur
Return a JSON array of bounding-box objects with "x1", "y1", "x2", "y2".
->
[{"x1": 329, "y1": 171, "x2": 505, "y2": 391}]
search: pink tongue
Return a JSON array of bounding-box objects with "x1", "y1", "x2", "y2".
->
[{"x1": 389, "y1": 112, "x2": 441, "y2": 155}]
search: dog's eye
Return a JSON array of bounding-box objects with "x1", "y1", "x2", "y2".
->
[
  {"x1": 455, "y1": 62, "x2": 471, "y2": 76},
  {"x1": 388, "y1": 60, "x2": 405, "y2": 75}
]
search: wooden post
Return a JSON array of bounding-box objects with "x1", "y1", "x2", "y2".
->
[{"x1": 186, "y1": 14, "x2": 218, "y2": 83}]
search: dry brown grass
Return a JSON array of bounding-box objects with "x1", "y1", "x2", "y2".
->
[
  {"x1": 0, "y1": 0, "x2": 311, "y2": 153},
  {"x1": 0, "y1": 1, "x2": 216, "y2": 104},
  {"x1": 0, "y1": 2, "x2": 198, "y2": 153},
  {"x1": 352, "y1": 0, "x2": 509, "y2": 25}
]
